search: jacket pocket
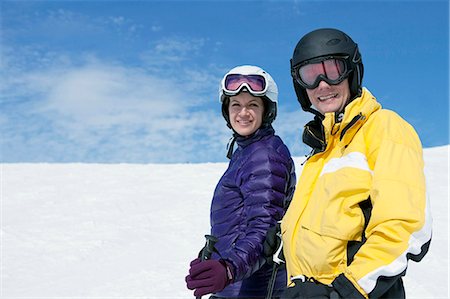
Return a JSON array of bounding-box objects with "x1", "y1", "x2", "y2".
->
[{"x1": 304, "y1": 164, "x2": 372, "y2": 241}]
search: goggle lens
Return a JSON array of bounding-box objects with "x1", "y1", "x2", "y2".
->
[
  {"x1": 297, "y1": 58, "x2": 347, "y2": 88},
  {"x1": 224, "y1": 74, "x2": 266, "y2": 93}
]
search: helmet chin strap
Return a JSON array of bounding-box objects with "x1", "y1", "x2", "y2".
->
[
  {"x1": 226, "y1": 136, "x2": 237, "y2": 159},
  {"x1": 305, "y1": 105, "x2": 325, "y2": 120},
  {"x1": 334, "y1": 88, "x2": 362, "y2": 122}
]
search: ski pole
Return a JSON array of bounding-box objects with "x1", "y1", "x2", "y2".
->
[
  {"x1": 200, "y1": 234, "x2": 218, "y2": 261},
  {"x1": 266, "y1": 262, "x2": 280, "y2": 299},
  {"x1": 266, "y1": 224, "x2": 284, "y2": 299},
  {"x1": 196, "y1": 234, "x2": 218, "y2": 299}
]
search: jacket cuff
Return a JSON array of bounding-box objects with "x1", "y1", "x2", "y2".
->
[
  {"x1": 333, "y1": 273, "x2": 366, "y2": 299},
  {"x1": 220, "y1": 260, "x2": 235, "y2": 284}
]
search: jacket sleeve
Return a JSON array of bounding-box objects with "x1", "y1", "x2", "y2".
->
[
  {"x1": 343, "y1": 111, "x2": 432, "y2": 297},
  {"x1": 224, "y1": 145, "x2": 294, "y2": 281}
]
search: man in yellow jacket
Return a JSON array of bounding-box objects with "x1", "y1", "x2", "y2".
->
[{"x1": 265, "y1": 28, "x2": 432, "y2": 298}]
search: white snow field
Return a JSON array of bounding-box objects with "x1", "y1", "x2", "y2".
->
[{"x1": 2, "y1": 145, "x2": 449, "y2": 298}]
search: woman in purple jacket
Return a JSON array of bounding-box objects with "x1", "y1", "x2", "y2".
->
[{"x1": 186, "y1": 65, "x2": 296, "y2": 298}]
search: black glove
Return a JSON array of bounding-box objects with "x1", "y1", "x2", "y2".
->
[
  {"x1": 263, "y1": 223, "x2": 284, "y2": 266},
  {"x1": 332, "y1": 274, "x2": 365, "y2": 299},
  {"x1": 281, "y1": 274, "x2": 366, "y2": 299},
  {"x1": 281, "y1": 278, "x2": 339, "y2": 299}
]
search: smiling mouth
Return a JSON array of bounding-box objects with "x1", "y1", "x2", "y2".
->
[
  {"x1": 238, "y1": 120, "x2": 252, "y2": 125},
  {"x1": 318, "y1": 93, "x2": 338, "y2": 101}
]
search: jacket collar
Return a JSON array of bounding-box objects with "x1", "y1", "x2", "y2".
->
[
  {"x1": 325, "y1": 88, "x2": 380, "y2": 130},
  {"x1": 226, "y1": 125, "x2": 275, "y2": 159},
  {"x1": 303, "y1": 88, "x2": 381, "y2": 155}
]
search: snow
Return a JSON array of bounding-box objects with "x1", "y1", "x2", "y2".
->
[{"x1": 2, "y1": 145, "x2": 449, "y2": 298}]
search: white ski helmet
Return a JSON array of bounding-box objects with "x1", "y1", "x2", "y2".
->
[{"x1": 219, "y1": 65, "x2": 278, "y2": 128}]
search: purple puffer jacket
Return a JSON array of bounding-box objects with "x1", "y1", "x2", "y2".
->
[{"x1": 211, "y1": 126, "x2": 296, "y2": 298}]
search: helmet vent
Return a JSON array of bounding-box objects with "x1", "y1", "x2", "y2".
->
[{"x1": 326, "y1": 38, "x2": 341, "y2": 46}]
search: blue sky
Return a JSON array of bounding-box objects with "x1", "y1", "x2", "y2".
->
[{"x1": 1, "y1": 0, "x2": 448, "y2": 163}]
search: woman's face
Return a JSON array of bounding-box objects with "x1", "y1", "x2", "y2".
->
[
  {"x1": 306, "y1": 78, "x2": 351, "y2": 115},
  {"x1": 228, "y1": 92, "x2": 264, "y2": 137}
]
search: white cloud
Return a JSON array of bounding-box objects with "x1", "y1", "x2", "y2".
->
[
  {"x1": 154, "y1": 38, "x2": 205, "y2": 55},
  {"x1": 141, "y1": 37, "x2": 207, "y2": 66},
  {"x1": 110, "y1": 16, "x2": 125, "y2": 25},
  {"x1": 41, "y1": 64, "x2": 187, "y2": 126},
  {"x1": 1, "y1": 45, "x2": 231, "y2": 163},
  {"x1": 151, "y1": 25, "x2": 162, "y2": 32},
  {"x1": 47, "y1": 8, "x2": 79, "y2": 24}
]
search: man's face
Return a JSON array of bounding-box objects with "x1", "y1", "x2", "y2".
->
[{"x1": 306, "y1": 78, "x2": 351, "y2": 115}]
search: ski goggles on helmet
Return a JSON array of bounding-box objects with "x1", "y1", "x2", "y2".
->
[
  {"x1": 222, "y1": 74, "x2": 267, "y2": 96},
  {"x1": 293, "y1": 57, "x2": 351, "y2": 89}
]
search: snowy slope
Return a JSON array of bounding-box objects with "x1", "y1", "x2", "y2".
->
[{"x1": 2, "y1": 145, "x2": 449, "y2": 298}]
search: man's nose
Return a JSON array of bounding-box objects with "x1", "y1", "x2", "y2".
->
[{"x1": 317, "y1": 79, "x2": 331, "y2": 88}]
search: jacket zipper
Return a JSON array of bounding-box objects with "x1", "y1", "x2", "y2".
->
[{"x1": 340, "y1": 113, "x2": 365, "y2": 141}]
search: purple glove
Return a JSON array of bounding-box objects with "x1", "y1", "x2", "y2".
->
[{"x1": 185, "y1": 258, "x2": 232, "y2": 297}]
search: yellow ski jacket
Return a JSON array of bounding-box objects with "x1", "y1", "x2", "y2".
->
[{"x1": 281, "y1": 88, "x2": 432, "y2": 297}]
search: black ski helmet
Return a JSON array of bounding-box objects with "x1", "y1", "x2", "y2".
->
[{"x1": 290, "y1": 28, "x2": 364, "y2": 113}]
